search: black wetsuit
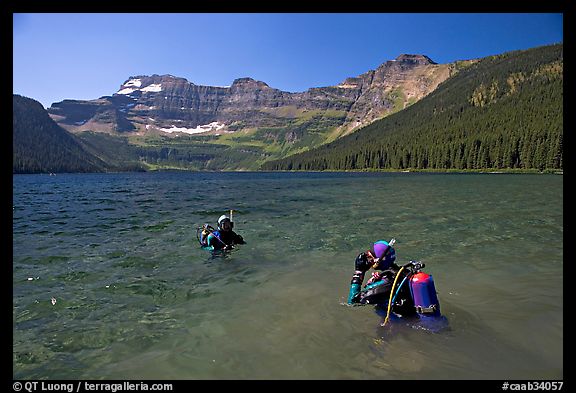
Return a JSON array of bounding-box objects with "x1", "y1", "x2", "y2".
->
[
  {"x1": 359, "y1": 264, "x2": 416, "y2": 317},
  {"x1": 207, "y1": 229, "x2": 245, "y2": 250}
]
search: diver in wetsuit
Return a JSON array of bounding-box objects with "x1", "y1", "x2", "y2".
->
[
  {"x1": 347, "y1": 240, "x2": 418, "y2": 317},
  {"x1": 348, "y1": 240, "x2": 397, "y2": 303},
  {"x1": 201, "y1": 214, "x2": 245, "y2": 251},
  {"x1": 347, "y1": 239, "x2": 448, "y2": 331}
]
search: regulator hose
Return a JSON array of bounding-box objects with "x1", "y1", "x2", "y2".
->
[
  {"x1": 381, "y1": 261, "x2": 424, "y2": 326},
  {"x1": 390, "y1": 274, "x2": 410, "y2": 306},
  {"x1": 381, "y1": 266, "x2": 406, "y2": 327}
]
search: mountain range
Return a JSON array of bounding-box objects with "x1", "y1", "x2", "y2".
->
[
  {"x1": 13, "y1": 44, "x2": 562, "y2": 173},
  {"x1": 47, "y1": 54, "x2": 455, "y2": 138}
]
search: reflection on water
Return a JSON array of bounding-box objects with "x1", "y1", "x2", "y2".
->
[{"x1": 13, "y1": 172, "x2": 562, "y2": 379}]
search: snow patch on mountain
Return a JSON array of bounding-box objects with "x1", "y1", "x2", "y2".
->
[
  {"x1": 117, "y1": 88, "x2": 136, "y2": 95},
  {"x1": 141, "y1": 84, "x2": 162, "y2": 93},
  {"x1": 157, "y1": 121, "x2": 226, "y2": 135},
  {"x1": 117, "y1": 79, "x2": 162, "y2": 95}
]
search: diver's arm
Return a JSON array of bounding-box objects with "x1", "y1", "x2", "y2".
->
[
  {"x1": 347, "y1": 271, "x2": 365, "y2": 304},
  {"x1": 205, "y1": 233, "x2": 223, "y2": 251},
  {"x1": 347, "y1": 253, "x2": 372, "y2": 304}
]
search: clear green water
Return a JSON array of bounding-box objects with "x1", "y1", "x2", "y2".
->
[{"x1": 13, "y1": 172, "x2": 563, "y2": 379}]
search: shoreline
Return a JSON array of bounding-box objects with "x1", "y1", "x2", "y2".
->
[{"x1": 13, "y1": 168, "x2": 563, "y2": 175}]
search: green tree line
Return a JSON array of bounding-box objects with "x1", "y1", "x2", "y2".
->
[
  {"x1": 262, "y1": 44, "x2": 563, "y2": 172},
  {"x1": 13, "y1": 95, "x2": 108, "y2": 174}
]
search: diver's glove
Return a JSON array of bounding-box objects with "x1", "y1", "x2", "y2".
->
[{"x1": 354, "y1": 253, "x2": 373, "y2": 273}]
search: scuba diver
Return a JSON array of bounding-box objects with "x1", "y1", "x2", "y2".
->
[
  {"x1": 348, "y1": 239, "x2": 399, "y2": 305},
  {"x1": 347, "y1": 239, "x2": 447, "y2": 331},
  {"x1": 198, "y1": 213, "x2": 245, "y2": 251}
]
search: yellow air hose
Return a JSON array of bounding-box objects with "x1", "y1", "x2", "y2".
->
[{"x1": 381, "y1": 266, "x2": 406, "y2": 327}]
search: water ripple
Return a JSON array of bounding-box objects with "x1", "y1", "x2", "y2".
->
[{"x1": 13, "y1": 172, "x2": 563, "y2": 379}]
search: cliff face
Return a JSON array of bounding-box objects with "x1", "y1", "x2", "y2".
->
[
  {"x1": 335, "y1": 54, "x2": 452, "y2": 134},
  {"x1": 47, "y1": 54, "x2": 454, "y2": 138}
]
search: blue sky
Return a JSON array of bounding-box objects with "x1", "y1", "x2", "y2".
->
[{"x1": 13, "y1": 13, "x2": 563, "y2": 108}]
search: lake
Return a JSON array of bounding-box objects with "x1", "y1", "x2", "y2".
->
[{"x1": 13, "y1": 171, "x2": 563, "y2": 379}]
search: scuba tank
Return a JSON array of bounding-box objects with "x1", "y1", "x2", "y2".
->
[
  {"x1": 197, "y1": 224, "x2": 214, "y2": 247},
  {"x1": 407, "y1": 268, "x2": 448, "y2": 332},
  {"x1": 361, "y1": 261, "x2": 444, "y2": 320},
  {"x1": 410, "y1": 272, "x2": 441, "y2": 317}
]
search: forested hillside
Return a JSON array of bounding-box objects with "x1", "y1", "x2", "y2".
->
[
  {"x1": 13, "y1": 95, "x2": 109, "y2": 174},
  {"x1": 262, "y1": 44, "x2": 563, "y2": 172}
]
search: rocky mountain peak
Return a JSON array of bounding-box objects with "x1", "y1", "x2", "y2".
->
[
  {"x1": 115, "y1": 74, "x2": 193, "y2": 96},
  {"x1": 394, "y1": 54, "x2": 437, "y2": 65},
  {"x1": 231, "y1": 77, "x2": 270, "y2": 89},
  {"x1": 48, "y1": 52, "x2": 452, "y2": 138}
]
